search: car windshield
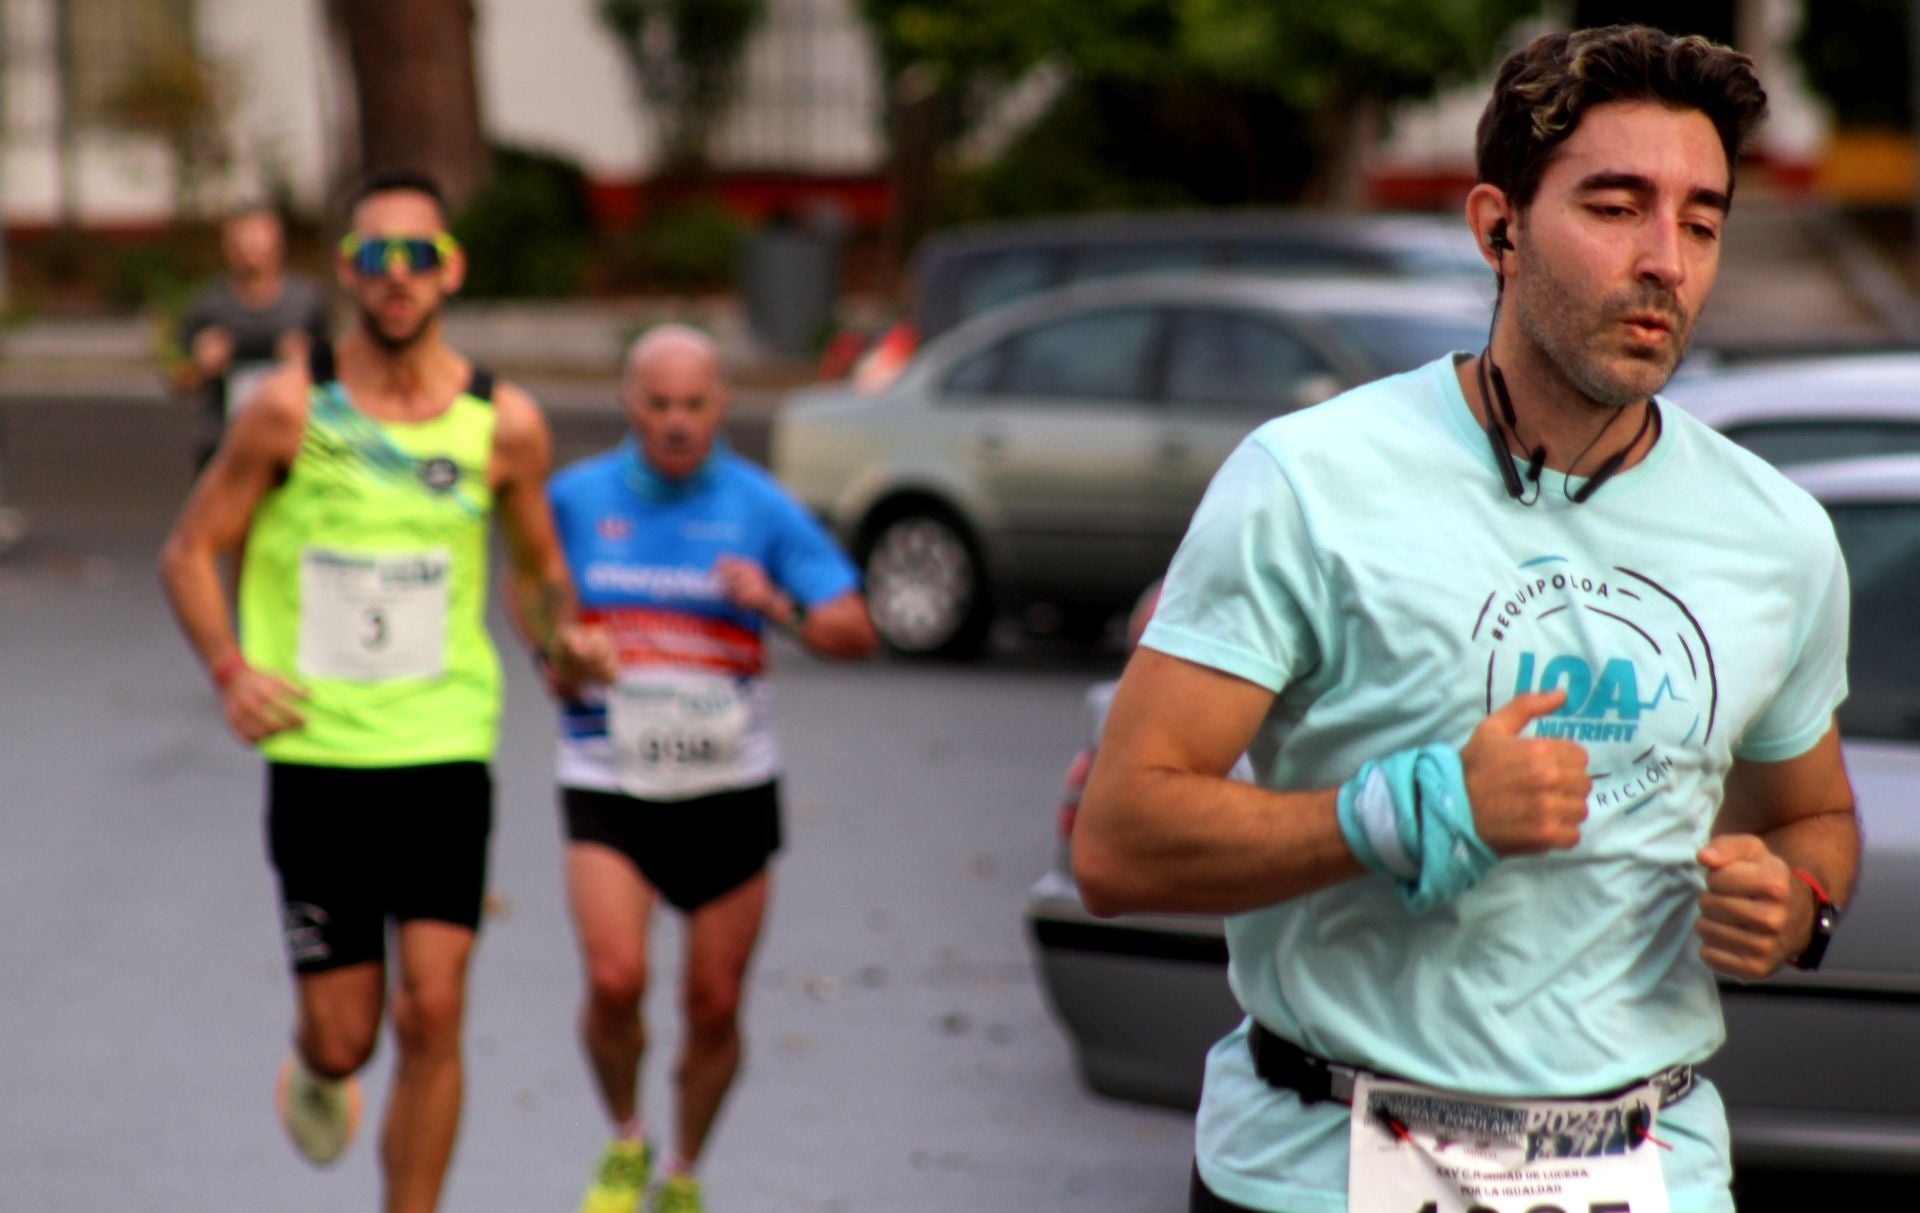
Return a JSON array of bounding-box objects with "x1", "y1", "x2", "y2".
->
[
  {"x1": 1827, "y1": 500, "x2": 1920, "y2": 742},
  {"x1": 1319, "y1": 313, "x2": 1488, "y2": 375}
]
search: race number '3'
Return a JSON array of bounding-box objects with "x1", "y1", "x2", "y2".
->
[{"x1": 298, "y1": 547, "x2": 451, "y2": 682}]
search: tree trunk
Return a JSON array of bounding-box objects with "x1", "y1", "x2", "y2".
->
[
  {"x1": 326, "y1": 0, "x2": 493, "y2": 213},
  {"x1": 879, "y1": 64, "x2": 947, "y2": 295},
  {"x1": 1304, "y1": 90, "x2": 1381, "y2": 212}
]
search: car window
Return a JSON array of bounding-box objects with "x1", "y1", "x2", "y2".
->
[
  {"x1": 1318, "y1": 312, "x2": 1488, "y2": 376},
  {"x1": 1163, "y1": 309, "x2": 1330, "y2": 412},
  {"x1": 1826, "y1": 501, "x2": 1920, "y2": 743},
  {"x1": 1069, "y1": 244, "x2": 1212, "y2": 282},
  {"x1": 994, "y1": 308, "x2": 1161, "y2": 402},
  {"x1": 942, "y1": 342, "x2": 1006, "y2": 395},
  {"x1": 1722, "y1": 422, "x2": 1920, "y2": 468},
  {"x1": 954, "y1": 251, "x2": 1058, "y2": 325}
]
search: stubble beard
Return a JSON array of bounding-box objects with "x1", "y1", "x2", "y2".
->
[
  {"x1": 359, "y1": 301, "x2": 438, "y2": 356},
  {"x1": 1512, "y1": 245, "x2": 1695, "y2": 410}
]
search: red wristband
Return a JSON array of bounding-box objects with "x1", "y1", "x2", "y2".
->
[
  {"x1": 210, "y1": 652, "x2": 248, "y2": 688},
  {"x1": 1790, "y1": 867, "x2": 1831, "y2": 905}
]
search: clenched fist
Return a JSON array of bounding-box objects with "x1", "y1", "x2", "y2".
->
[
  {"x1": 1460, "y1": 689, "x2": 1592, "y2": 855},
  {"x1": 1697, "y1": 834, "x2": 1810, "y2": 980}
]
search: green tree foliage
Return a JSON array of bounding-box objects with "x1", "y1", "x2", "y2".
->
[
  {"x1": 1795, "y1": 0, "x2": 1912, "y2": 130},
  {"x1": 860, "y1": 0, "x2": 1541, "y2": 208},
  {"x1": 598, "y1": 0, "x2": 768, "y2": 175}
]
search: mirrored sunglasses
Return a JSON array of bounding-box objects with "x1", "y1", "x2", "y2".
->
[{"x1": 339, "y1": 233, "x2": 460, "y2": 275}]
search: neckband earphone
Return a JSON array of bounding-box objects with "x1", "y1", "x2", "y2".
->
[{"x1": 1476, "y1": 218, "x2": 1659, "y2": 506}]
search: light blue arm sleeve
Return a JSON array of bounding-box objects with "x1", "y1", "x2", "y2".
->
[
  {"x1": 1139, "y1": 435, "x2": 1325, "y2": 692},
  {"x1": 1736, "y1": 522, "x2": 1850, "y2": 762}
]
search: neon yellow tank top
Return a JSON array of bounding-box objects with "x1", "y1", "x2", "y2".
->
[{"x1": 240, "y1": 364, "x2": 501, "y2": 766}]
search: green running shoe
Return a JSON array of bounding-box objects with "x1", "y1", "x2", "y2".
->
[
  {"x1": 578, "y1": 1139, "x2": 652, "y2": 1213},
  {"x1": 273, "y1": 1054, "x2": 361, "y2": 1166},
  {"x1": 654, "y1": 1175, "x2": 703, "y2": 1213}
]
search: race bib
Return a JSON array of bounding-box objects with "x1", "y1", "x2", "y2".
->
[
  {"x1": 224, "y1": 361, "x2": 277, "y2": 418},
  {"x1": 1348, "y1": 1074, "x2": 1670, "y2": 1213},
  {"x1": 297, "y1": 548, "x2": 451, "y2": 682},
  {"x1": 607, "y1": 671, "x2": 751, "y2": 799}
]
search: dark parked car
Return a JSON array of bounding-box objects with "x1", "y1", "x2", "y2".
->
[
  {"x1": 834, "y1": 210, "x2": 1488, "y2": 392},
  {"x1": 1027, "y1": 453, "x2": 1920, "y2": 1173}
]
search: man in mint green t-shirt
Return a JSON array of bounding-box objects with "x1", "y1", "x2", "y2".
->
[{"x1": 1075, "y1": 26, "x2": 1859, "y2": 1213}]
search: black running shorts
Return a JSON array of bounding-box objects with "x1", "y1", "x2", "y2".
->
[
  {"x1": 265, "y1": 761, "x2": 493, "y2": 974},
  {"x1": 561, "y1": 781, "x2": 782, "y2": 913}
]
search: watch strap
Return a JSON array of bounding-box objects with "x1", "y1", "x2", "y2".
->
[{"x1": 1788, "y1": 867, "x2": 1837, "y2": 971}]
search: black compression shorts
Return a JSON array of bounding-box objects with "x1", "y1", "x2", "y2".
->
[
  {"x1": 265, "y1": 761, "x2": 492, "y2": 974},
  {"x1": 561, "y1": 781, "x2": 782, "y2": 913}
]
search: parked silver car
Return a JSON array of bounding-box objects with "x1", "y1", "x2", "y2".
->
[
  {"x1": 1027, "y1": 453, "x2": 1920, "y2": 1173},
  {"x1": 774, "y1": 272, "x2": 1489, "y2": 657},
  {"x1": 1666, "y1": 352, "x2": 1920, "y2": 466}
]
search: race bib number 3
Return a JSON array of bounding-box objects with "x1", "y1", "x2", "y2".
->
[
  {"x1": 608, "y1": 672, "x2": 751, "y2": 799},
  {"x1": 297, "y1": 548, "x2": 451, "y2": 682},
  {"x1": 1347, "y1": 1075, "x2": 1670, "y2": 1213}
]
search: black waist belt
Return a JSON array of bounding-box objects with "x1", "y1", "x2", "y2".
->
[{"x1": 1247, "y1": 1020, "x2": 1696, "y2": 1109}]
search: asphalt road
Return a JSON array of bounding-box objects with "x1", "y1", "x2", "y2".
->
[
  {"x1": 0, "y1": 395, "x2": 1194, "y2": 1213},
  {"x1": 0, "y1": 397, "x2": 1870, "y2": 1212}
]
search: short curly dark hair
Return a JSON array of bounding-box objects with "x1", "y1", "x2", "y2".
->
[{"x1": 1476, "y1": 25, "x2": 1769, "y2": 210}]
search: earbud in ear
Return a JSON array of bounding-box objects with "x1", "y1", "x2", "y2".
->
[{"x1": 1488, "y1": 219, "x2": 1513, "y2": 254}]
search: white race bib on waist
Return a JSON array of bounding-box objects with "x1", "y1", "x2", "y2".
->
[
  {"x1": 608, "y1": 670, "x2": 751, "y2": 800},
  {"x1": 298, "y1": 547, "x2": 451, "y2": 682},
  {"x1": 224, "y1": 361, "x2": 277, "y2": 418},
  {"x1": 1347, "y1": 1074, "x2": 1670, "y2": 1213}
]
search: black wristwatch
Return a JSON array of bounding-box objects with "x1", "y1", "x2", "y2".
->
[{"x1": 1790, "y1": 869, "x2": 1839, "y2": 972}]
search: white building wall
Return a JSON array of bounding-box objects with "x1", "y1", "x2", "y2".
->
[
  {"x1": 196, "y1": 0, "x2": 334, "y2": 212},
  {"x1": 475, "y1": 0, "x2": 651, "y2": 178}
]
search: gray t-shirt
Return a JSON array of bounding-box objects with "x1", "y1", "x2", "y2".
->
[{"x1": 178, "y1": 275, "x2": 331, "y2": 419}]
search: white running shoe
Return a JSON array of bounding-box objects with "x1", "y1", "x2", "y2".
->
[{"x1": 274, "y1": 1054, "x2": 362, "y2": 1165}]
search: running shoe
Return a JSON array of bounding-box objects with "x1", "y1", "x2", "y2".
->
[
  {"x1": 578, "y1": 1138, "x2": 652, "y2": 1213},
  {"x1": 654, "y1": 1175, "x2": 703, "y2": 1213},
  {"x1": 273, "y1": 1054, "x2": 362, "y2": 1165}
]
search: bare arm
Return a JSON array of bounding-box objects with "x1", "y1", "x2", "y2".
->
[
  {"x1": 490, "y1": 384, "x2": 614, "y2": 688},
  {"x1": 712, "y1": 556, "x2": 877, "y2": 660},
  {"x1": 1075, "y1": 647, "x2": 1593, "y2": 919},
  {"x1": 1073, "y1": 647, "x2": 1353, "y2": 917},
  {"x1": 1698, "y1": 723, "x2": 1859, "y2": 980},
  {"x1": 157, "y1": 367, "x2": 309, "y2": 741}
]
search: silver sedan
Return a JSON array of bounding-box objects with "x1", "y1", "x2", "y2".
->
[{"x1": 774, "y1": 272, "x2": 1490, "y2": 657}]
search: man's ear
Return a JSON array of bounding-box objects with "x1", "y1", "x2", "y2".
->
[{"x1": 1465, "y1": 184, "x2": 1516, "y2": 270}]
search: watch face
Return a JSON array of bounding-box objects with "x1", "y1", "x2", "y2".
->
[{"x1": 1793, "y1": 902, "x2": 1838, "y2": 971}]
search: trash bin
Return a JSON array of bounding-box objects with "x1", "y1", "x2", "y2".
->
[{"x1": 739, "y1": 204, "x2": 847, "y2": 361}]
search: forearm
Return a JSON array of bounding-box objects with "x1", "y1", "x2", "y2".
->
[
  {"x1": 509, "y1": 566, "x2": 575, "y2": 659},
  {"x1": 1074, "y1": 763, "x2": 1359, "y2": 917},
  {"x1": 785, "y1": 594, "x2": 876, "y2": 659},
  {"x1": 1754, "y1": 804, "x2": 1860, "y2": 909},
  {"x1": 159, "y1": 537, "x2": 242, "y2": 678}
]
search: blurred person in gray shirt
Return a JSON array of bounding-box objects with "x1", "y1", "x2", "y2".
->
[{"x1": 176, "y1": 205, "x2": 332, "y2": 466}]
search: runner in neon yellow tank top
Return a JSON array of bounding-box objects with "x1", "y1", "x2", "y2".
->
[{"x1": 160, "y1": 169, "x2": 613, "y2": 1213}]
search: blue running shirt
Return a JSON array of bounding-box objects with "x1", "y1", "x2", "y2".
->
[
  {"x1": 549, "y1": 439, "x2": 859, "y2": 799},
  {"x1": 1141, "y1": 356, "x2": 1849, "y2": 1213}
]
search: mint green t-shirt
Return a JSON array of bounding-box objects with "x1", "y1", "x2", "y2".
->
[{"x1": 1141, "y1": 356, "x2": 1849, "y2": 1213}]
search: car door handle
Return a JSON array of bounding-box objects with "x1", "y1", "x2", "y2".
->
[
  {"x1": 975, "y1": 426, "x2": 1008, "y2": 459},
  {"x1": 1156, "y1": 434, "x2": 1191, "y2": 460}
]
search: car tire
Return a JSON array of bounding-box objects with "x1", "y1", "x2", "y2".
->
[{"x1": 860, "y1": 506, "x2": 993, "y2": 659}]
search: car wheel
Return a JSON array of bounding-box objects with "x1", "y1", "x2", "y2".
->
[{"x1": 861, "y1": 508, "x2": 992, "y2": 659}]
